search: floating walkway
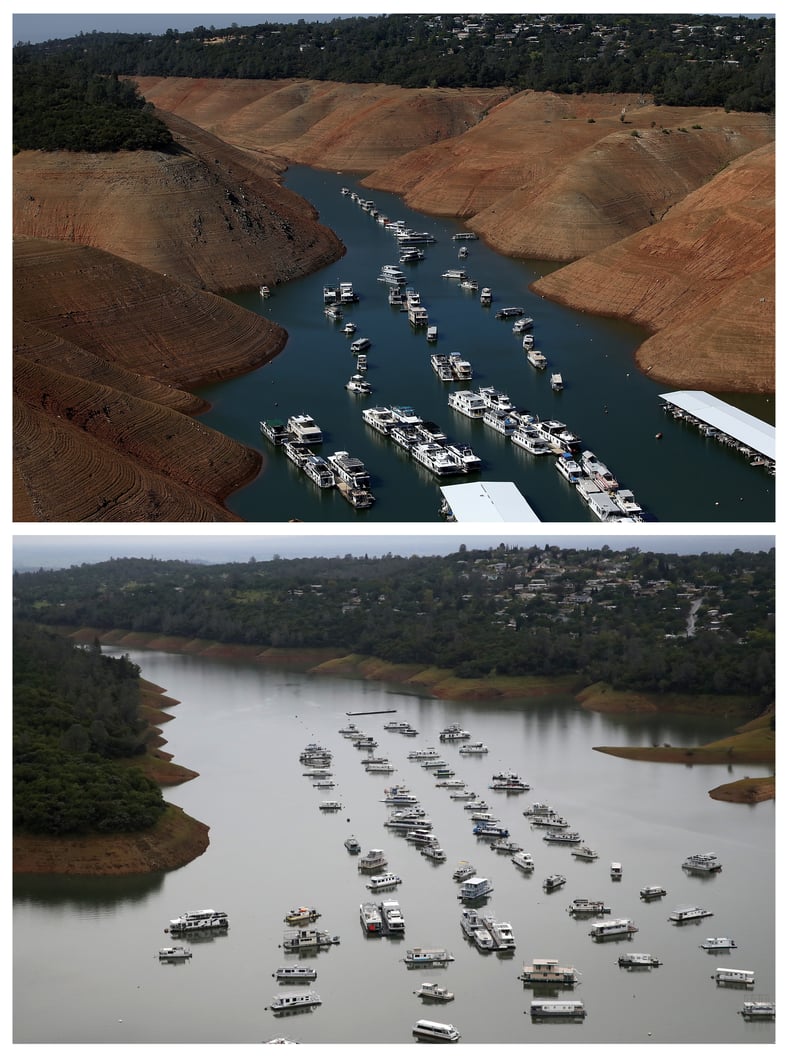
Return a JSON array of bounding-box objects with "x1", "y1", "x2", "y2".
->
[
  {"x1": 439, "y1": 482, "x2": 540, "y2": 522},
  {"x1": 659, "y1": 391, "x2": 775, "y2": 465}
]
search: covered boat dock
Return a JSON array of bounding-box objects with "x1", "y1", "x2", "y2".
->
[
  {"x1": 659, "y1": 391, "x2": 775, "y2": 467},
  {"x1": 439, "y1": 482, "x2": 541, "y2": 522}
]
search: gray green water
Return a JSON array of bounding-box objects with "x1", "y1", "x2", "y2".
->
[
  {"x1": 196, "y1": 166, "x2": 774, "y2": 524},
  {"x1": 14, "y1": 649, "x2": 774, "y2": 1045}
]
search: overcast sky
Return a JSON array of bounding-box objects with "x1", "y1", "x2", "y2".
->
[{"x1": 12, "y1": 531, "x2": 774, "y2": 570}]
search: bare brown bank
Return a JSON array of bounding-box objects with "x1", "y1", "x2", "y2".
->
[{"x1": 12, "y1": 80, "x2": 774, "y2": 520}]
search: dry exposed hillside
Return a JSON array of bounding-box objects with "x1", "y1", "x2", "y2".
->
[
  {"x1": 532, "y1": 143, "x2": 775, "y2": 392},
  {"x1": 13, "y1": 237, "x2": 281, "y2": 521},
  {"x1": 134, "y1": 77, "x2": 509, "y2": 173},
  {"x1": 13, "y1": 110, "x2": 344, "y2": 292}
]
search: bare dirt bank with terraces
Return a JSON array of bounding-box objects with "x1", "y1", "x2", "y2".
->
[{"x1": 136, "y1": 77, "x2": 775, "y2": 395}]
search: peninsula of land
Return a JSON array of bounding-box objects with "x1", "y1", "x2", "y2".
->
[
  {"x1": 13, "y1": 80, "x2": 774, "y2": 521},
  {"x1": 13, "y1": 679, "x2": 210, "y2": 875}
]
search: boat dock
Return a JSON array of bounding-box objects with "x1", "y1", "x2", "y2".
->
[
  {"x1": 439, "y1": 481, "x2": 541, "y2": 522},
  {"x1": 659, "y1": 390, "x2": 775, "y2": 471}
]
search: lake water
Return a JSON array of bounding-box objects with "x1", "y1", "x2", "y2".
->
[
  {"x1": 13, "y1": 649, "x2": 775, "y2": 1046},
  {"x1": 196, "y1": 165, "x2": 775, "y2": 523}
]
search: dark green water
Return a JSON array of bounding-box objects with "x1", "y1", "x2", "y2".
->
[{"x1": 197, "y1": 166, "x2": 775, "y2": 523}]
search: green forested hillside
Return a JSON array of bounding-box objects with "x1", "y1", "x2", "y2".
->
[
  {"x1": 14, "y1": 13, "x2": 774, "y2": 113},
  {"x1": 12, "y1": 546, "x2": 775, "y2": 701},
  {"x1": 13, "y1": 625, "x2": 167, "y2": 834}
]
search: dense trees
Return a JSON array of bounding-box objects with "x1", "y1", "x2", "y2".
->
[
  {"x1": 13, "y1": 50, "x2": 174, "y2": 152},
  {"x1": 14, "y1": 13, "x2": 774, "y2": 124},
  {"x1": 13, "y1": 546, "x2": 775, "y2": 703},
  {"x1": 13, "y1": 625, "x2": 167, "y2": 835}
]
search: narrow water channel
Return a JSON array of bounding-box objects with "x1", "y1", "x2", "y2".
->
[{"x1": 197, "y1": 166, "x2": 775, "y2": 524}]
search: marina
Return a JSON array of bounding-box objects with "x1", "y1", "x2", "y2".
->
[
  {"x1": 196, "y1": 166, "x2": 774, "y2": 523},
  {"x1": 14, "y1": 649, "x2": 775, "y2": 1045}
]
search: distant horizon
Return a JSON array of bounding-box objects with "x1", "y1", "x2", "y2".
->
[
  {"x1": 11, "y1": 6, "x2": 774, "y2": 46},
  {"x1": 12, "y1": 532, "x2": 775, "y2": 571}
]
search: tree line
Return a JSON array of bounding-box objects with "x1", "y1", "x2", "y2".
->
[
  {"x1": 12, "y1": 546, "x2": 775, "y2": 702},
  {"x1": 13, "y1": 624, "x2": 167, "y2": 835}
]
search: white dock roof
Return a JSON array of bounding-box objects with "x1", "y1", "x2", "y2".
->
[
  {"x1": 660, "y1": 391, "x2": 775, "y2": 460},
  {"x1": 440, "y1": 482, "x2": 541, "y2": 522}
]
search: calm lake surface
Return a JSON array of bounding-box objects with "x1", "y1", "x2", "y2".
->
[
  {"x1": 14, "y1": 649, "x2": 775, "y2": 1046},
  {"x1": 196, "y1": 165, "x2": 775, "y2": 523}
]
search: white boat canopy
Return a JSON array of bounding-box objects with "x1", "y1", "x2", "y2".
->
[
  {"x1": 660, "y1": 390, "x2": 775, "y2": 460},
  {"x1": 440, "y1": 482, "x2": 540, "y2": 522}
]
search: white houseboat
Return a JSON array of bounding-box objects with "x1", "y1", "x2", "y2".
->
[
  {"x1": 269, "y1": 991, "x2": 322, "y2": 1012},
  {"x1": 481, "y1": 916, "x2": 516, "y2": 950},
  {"x1": 286, "y1": 413, "x2": 323, "y2": 445},
  {"x1": 350, "y1": 337, "x2": 371, "y2": 353},
  {"x1": 589, "y1": 918, "x2": 637, "y2": 939},
  {"x1": 640, "y1": 885, "x2": 667, "y2": 901},
  {"x1": 618, "y1": 953, "x2": 662, "y2": 968},
  {"x1": 381, "y1": 899, "x2": 406, "y2": 933},
  {"x1": 511, "y1": 851, "x2": 535, "y2": 871},
  {"x1": 412, "y1": 1020, "x2": 460, "y2": 1042},
  {"x1": 460, "y1": 908, "x2": 494, "y2": 951},
  {"x1": 457, "y1": 876, "x2": 493, "y2": 902},
  {"x1": 527, "y1": 349, "x2": 549, "y2": 370},
  {"x1": 448, "y1": 389, "x2": 487, "y2": 419},
  {"x1": 360, "y1": 902, "x2": 383, "y2": 934},
  {"x1": 404, "y1": 948, "x2": 455, "y2": 967},
  {"x1": 417, "y1": 982, "x2": 454, "y2": 1001},
  {"x1": 740, "y1": 1001, "x2": 775, "y2": 1020},
  {"x1": 260, "y1": 419, "x2": 290, "y2": 445},
  {"x1": 448, "y1": 353, "x2": 473, "y2": 379},
  {"x1": 327, "y1": 451, "x2": 371, "y2": 489},
  {"x1": 345, "y1": 374, "x2": 371, "y2": 395},
  {"x1": 567, "y1": 899, "x2": 611, "y2": 916},
  {"x1": 543, "y1": 874, "x2": 566, "y2": 891},
  {"x1": 714, "y1": 968, "x2": 755, "y2": 986},
  {"x1": 159, "y1": 945, "x2": 192, "y2": 961},
  {"x1": 551, "y1": 372, "x2": 564, "y2": 391},
  {"x1": 700, "y1": 937, "x2": 737, "y2": 951},
  {"x1": 668, "y1": 906, "x2": 713, "y2": 923},
  {"x1": 168, "y1": 909, "x2": 229, "y2": 934},
  {"x1": 274, "y1": 966, "x2": 318, "y2": 981}
]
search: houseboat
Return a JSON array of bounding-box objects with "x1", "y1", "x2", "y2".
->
[
  {"x1": 378, "y1": 265, "x2": 407, "y2": 285},
  {"x1": 511, "y1": 851, "x2": 535, "y2": 871},
  {"x1": 327, "y1": 451, "x2": 371, "y2": 490},
  {"x1": 682, "y1": 852, "x2": 722, "y2": 873},
  {"x1": 417, "y1": 982, "x2": 454, "y2": 1002},
  {"x1": 460, "y1": 908, "x2": 494, "y2": 951},
  {"x1": 551, "y1": 372, "x2": 564, "y2": 391},
  {"x1": 473, "y1": 824, "x2": 510, "y2": 838},
  {"x1": 571, "y1": 844, "x2": 599, "y2": 861},
  {"x1": 481, "y1": 916, "x2": 516, "y2": 950},
  {"x1": 453, "y1": 232, "x2": 478, "y2": 241},
  {"x1": 536, "y1": 419, "x2": 582, "y2": 451},
  {"x1": 282, "y1": 927, "x2": 340, "y2": 951},
  {"x1": 452, "y1": 861, "x2": 477, "y2": 882},
  {"x1": 556, "y1": 453, "x2": 583, "y2": 484},
  {"x1": 640, "y1": 886, "x2": 667, "y2": 902},
  {"x1": 589, "y1": 918, "x2": 637, "y2": 939},
  {"x1": 448, "y1": 353, "x2": 473, "y2": 380},
  {"x1": 529, "y1": 1001, "x2": 586, "y2": 1022},
  {"x1": 344, "y1": 836, "x2": 361, "y2": 854},
  {"x1": 448, "y1": 389, "x2": 487, "y2": 419},
  {"x1": 543, "y1": 874, "x2": 566, "y2": 891},
  {"x1": 358, "y1": 848, "x2": 388, "y2": 872},
  {"x1": 168, "y1": 909, "x2": 229, "y2": 934},
  {"x1": 441, "y1": 268, "x2": 468, "y2": 280},
  {"x1": 512, "y1": 316, "x2": 534, "y2": 333},
  {"x1": 446, "y1": 443, "x2": 482, "y2": 471},
  {"x1": 269, "y1": 991, "x2": 322, "y2": 1012},
  {"x1": 610, "y1": 862, "x2": 623, "y2": 881},
  {"x1": 523, "y1": 802, "x2": 556, "y2": 818},
  {"x1": 512, "y1": 427, "x2": 552, "y2": 454},
  {"x1": 404, "y1": 948, "x2": 455, "y2": 967},
  {"x1": 345, "y1": 374, "x2": 371, "y2": 394},
  {"x1": 318, "y1": 800, "x2": 342, "y2": 811},
  {"x1": 668, "y1": 906, "x2": 713, "y2": 923},
  {"x1": 350, "y1": 337, "x2": 371, "y2": 354},
  {"x1": 286, "y1": 413, "x2": 323, "y2": 446},
  {"x1": 260, "y1": 419, "x2": 290, "y2": 445},
  {"x1": 700, "y1": 937, "x2": 737, "y2": 951},
  {"x1": 342, "y1": 321, "x2": 357, "y2": 334},
  {"x1": 283, "y1": 907, "x2": 320, "y2": 925},
  {"x1": 526, "y1": 349, "x2": 550, "y2": 370},
  {"x1": 381, "y1": 899, "x2": 406, "y2": 933},
  {"x1": 412, "y1": 1020, "x2": 460, "y2": 1042},
  {"x1": 714, "y1": 968, "x2": 755, "y2": 986},
  {"x1": 543, "y1": 830, "x2": 581, "y2": 844},
  {"x1": 480, "y1": 286, "x2": 492, "y2": 304},
  {"x1": 457, "y1": 876, "x2": 493, "y2": 902},
  {"x1": 360, "y1": 902, "x2": 383, "y2": 934},
  {"x1": 520, "y1": 959, "x2": 580, "y2": 985},
  {"x1": 159, "y1": 945, "x2": 192, "y2": 961},
  {"x1": 494, "y1": 306, "x2": 524, "y2": 319},
  {"x1": 427, "y1": 325, "x2": 438, "y2": 343},
  {"x1": 740, "y1": 1001, "x2": 775, "y2": 1021},
  {"x1": 273, "y1": 966, "x2": 318, "y2": 982},
  {"x1": 302, "y1": 454, "x2": 335, "y2": 489},
  {"x1": 618, "y1": 953, "x2": 662, "y2": 968},
  {"x1": 567, "y1": 899, "x2": 611, "y2": 916},
  {"x1": 439, "y1": 723, "x2": 470, "y2": 741}
]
